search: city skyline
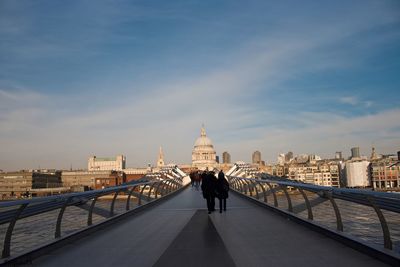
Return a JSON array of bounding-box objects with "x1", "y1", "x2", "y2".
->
[{"x1": 1, "y1": 1, "x2": 400, "y2": 171}]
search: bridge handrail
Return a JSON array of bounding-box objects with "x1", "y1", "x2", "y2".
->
[
  {"x1": 0, "y1": 176, "x2": 184, "y2": 259},
  {"x1": 0, "y1": 179, "x2": 151, "y2": 208},
  {"x1": 229, "y1": 176, "x2": 400, "y2": 213},
  {"x1": 227, "y1": 175, "x2": 400, "y2": 252}
]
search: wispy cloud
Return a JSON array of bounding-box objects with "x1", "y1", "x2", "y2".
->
[
  {"x1": 340, "y1": 96, "x2": 359, "y2": 105},
  {"x1": 0, "y1": 0, "x2": 399, "y2": 170},
  {"x1": 339, "y1": 96, "x2": 374, "y2": 108}
]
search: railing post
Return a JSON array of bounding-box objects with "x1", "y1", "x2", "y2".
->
[
  {"x1": 166, "y1": 180, "x2": 173, "y2": 194},
  {"x1": 174, "y1": 177, "x2": 182, "y2": 189},
  {"x1": 138, "y1": 185, "x2": 149, "y2": 206},
  {"x1": 240, "y1": 179, "x2": 246, "y2": 193},
  {"x1": 110, "y1": 190, "x2": 121, "y2": 217},
  {"x1": 246, "y1": 180, "x2": 253, "y2": 196},
  {"x1": 171, "y1": 179, "x2": 179, "y2": 191},
  {"x1": 367, "y1": 196, "x2": 392, "y2": 250},
  {"x1": 147, "y1": 182, "x2": 157, "y2": 200},
  {"x1": 154, "y1": 182, "x2": 163, "y2": 199},
  {"x1": 159, "y1": 180, "x2": 168, "y2": 196},
  {"x1": 2, "y1": 203, "x2": 28, "y2": 258},
  {"x1": 241, "y1": 179, "x2": 248, "y2": 195},
  {"x1": 280, "y1": 186, "x2": 293, "y2": 212},
  {"x1": 55, "y1": 196, "x2": 73, "y2": 238},
  {"x1": 323, "y1": 191, "x2": 343, "y2": 232},
  {"x1": 266, "y1": 182, "x2": 278, "y2": 207},
  {"x1": 233, "y1": 178, "x2": 240, "y2": 191},
  {"x1": 257, "y1": 181, "x2": 268, "y2": 203},
  {"x1": 230, "y1": 177, "x2": 238, "y2": 190},
  {"x1": 235, "y1": 179, "x2": 241, "y2": 191},
  {"x1": 88, "y1": 195, "x2": 99, "y2": 226},
  {"x1": 298, "y1": 188, "x2": 313, "y2": 220},
  {"x1": 252, "y1": 180, "x2": 260, "y2": 199},
  {"x1": 126, "y1": 185, "x2": 138, "y2": 211}
]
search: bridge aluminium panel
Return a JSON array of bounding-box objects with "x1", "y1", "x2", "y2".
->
[{"x1": 228, "y1": 175, "x2": 400, "y2": 266}]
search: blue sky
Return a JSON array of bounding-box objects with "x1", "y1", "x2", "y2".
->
[{"x1": 1, "y1": 0, "x2": 400, "y2": 170}]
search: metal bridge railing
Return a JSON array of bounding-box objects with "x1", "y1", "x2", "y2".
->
[
  {"x1": 227, "y1": 175, "x2": 400, "y2": 258},
  {"x1": 0, "y1": 176, "x2": 184, "y2": 260}
]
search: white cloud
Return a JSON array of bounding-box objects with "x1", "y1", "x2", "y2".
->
[
  {"x1": 246, "y1": 109, "x2": 400, "y2": 163},
  {"x1": 339, "y1": 96, "x2": 359, "y2": 105},
  {"x1": 1, "y1": 1, "x2": 399, "y2": 170},
  {"x1": 339, "y1": 96, "x2": 374, "y2": 108}
]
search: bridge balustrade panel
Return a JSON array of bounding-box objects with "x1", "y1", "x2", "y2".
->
[
  {"x1": 0, "y1": 176, "x2": 184, "y2": 260},
  {"x1": 228, "y1": 175, "x2": 400, "y2": 256}
]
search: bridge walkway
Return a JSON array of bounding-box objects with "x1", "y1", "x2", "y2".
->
[{"x1": 32, "y1": 187, "x2": 387, "y2": 267}]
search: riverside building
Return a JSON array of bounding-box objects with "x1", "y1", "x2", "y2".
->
[
  {"x1": 0, "y1": 170, "x2": 62, "y2": 199},
  {"x1": 61, "y1": 170, "x2": 126, "y2": 191},
  {"x1": 88, "y1": 155, "x2": 126, "y2": 171},
  {"x1": 371, "y1": 155, "x2": 400, "y2": 191},
  {"x1": 287, "y1": 161, "x2": 340, "y2": 187}
]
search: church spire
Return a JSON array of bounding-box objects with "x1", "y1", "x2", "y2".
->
[{"x1": 157, "y1": 146, "x2": 164, "y2": 167}]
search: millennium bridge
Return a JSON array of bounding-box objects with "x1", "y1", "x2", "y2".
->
[{"x1": 0, "y1": 164, "x2": 399, "y2": 266}]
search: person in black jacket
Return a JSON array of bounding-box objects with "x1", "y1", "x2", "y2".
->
[
  {"x1": 216, "y1": 170, "x2": 229, "y2": 213},
  {"x1": 201, "y1": 171, "x2": 217, "y2": 214}
]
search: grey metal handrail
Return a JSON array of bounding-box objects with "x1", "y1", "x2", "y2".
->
[
  {"x1": 0, "y1": 177, "x2": 183, "y2": 259},
  {"x1": 227, "y1": 175, "x2": 400, "y2": 252}
]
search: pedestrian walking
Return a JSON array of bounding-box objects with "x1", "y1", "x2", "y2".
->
[
  {"x1": 216, "y1": 170, "x2": 229, "y2": 213},
  {"x1": 189, "y1": 171, "x2": 195, "y2": 187},
  {"x1": 194, "y1": 171, "x2": 201, "y2": 190},
  {"x1": 201, "y1": 171, "x2": 217, "y2": 214}
]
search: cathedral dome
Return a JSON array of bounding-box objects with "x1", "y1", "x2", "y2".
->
[
  {"x1": 192, "y1": 126, "x2": 217, "y2": 169},
  {"x1": 194, "y1": 127, "x2": 213, "y2": 148}
]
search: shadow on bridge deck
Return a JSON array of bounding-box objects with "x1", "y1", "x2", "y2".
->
[{"x1": 32, "y1": 187, "x2": 388, "y2": 267}]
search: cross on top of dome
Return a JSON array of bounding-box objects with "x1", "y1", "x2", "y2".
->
[{"x1": 201, "y1": 124, "x2": 206, "y2": 137}]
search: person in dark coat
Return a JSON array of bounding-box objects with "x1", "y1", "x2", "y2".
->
[
  {"x1": 194, "y1": 171, "x2": 201, "y2": 190},
  {"x1": 201, "y1": 171, "x2": 217, "y2": 214},
  {"x1": 189, "y1": 171, "x2": 195, "y2": 187},
  {"x1": 216, "y1": 170, "x2": 229, "y2": 213}
]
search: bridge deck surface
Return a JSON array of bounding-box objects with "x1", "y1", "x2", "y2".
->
[{"x1": 33, "y1": 187, "x2": 387, "y2": 267}]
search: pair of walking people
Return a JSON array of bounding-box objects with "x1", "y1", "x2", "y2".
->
[{"x1": 201, "y1": 170, "x2": 229, "y2": 214}]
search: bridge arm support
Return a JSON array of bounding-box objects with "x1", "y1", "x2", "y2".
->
[
  {"x1": 55, "y1": 196, "x2": 73, "y2": 238},
  {"x1": 110, "y1": 190, "x2": 122, "y2": 217},
  {"x1": 266, "y1": 182, "x2": 278, "y2": 207},
  {"x1": 252, "y1": 180, "x2": 260, "y2": 199},
  {"x1": 138, "y1": 184, "x2": 149, "y2": 206},
  {"x1": 126, "y1": 185, "x2": 138, "y2": 211},
  {"x1": 87, "y1": 196, "x2": 100, "y2": 226},
  {"x1": 147, "y1": 182, "x2": 157, "y2": 200},
  {"x1": 299, "y1": 188, "x2": 313, "y2": 220},
  {"x1": 280, "y1": 186, "x2": 293, "y2": 212},
  {"x1": 323, "y1": 191, "x2": 343, "y2": 232},
  {"x1": 257, "y1": 181, "x2": 268, "y2": 203},
  {"x1": 2, "y1": 203, "x2": 28, "y2": 258},
  {"x1": 367, "y1": 197, "x2": 392, "y2": 250}
]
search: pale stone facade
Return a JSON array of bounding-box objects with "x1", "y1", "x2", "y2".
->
[
  {"x1": 88, "y1": 155, "x2": 126, "y2": 171},
  {"x1": 345, "y1": 160, "x2": 371, "y2": 187},
  {"x1": 192, "y1": 126, "x2": 217, "y2": 170},
  {"x1": 288, "y1": 161, "x2": 340, "y2": 187}
]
